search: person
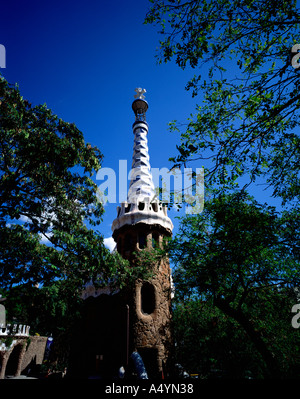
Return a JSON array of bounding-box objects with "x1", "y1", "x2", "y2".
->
[
  {"x1": 118, "y1": 366, "x2": 125, "y2": 378},
  {"x1": 130, "y1": 351, "x2": 148, "y2": 379}
]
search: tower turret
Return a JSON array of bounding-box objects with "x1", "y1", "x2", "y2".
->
[
  {"x1": 111, "y1": 89, "x2": 173, "y2": 378},
  {"x1": 112, "y1": 88, "x2": 173, "y2": 249}
]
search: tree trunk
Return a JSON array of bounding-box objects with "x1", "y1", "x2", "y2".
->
[{"x1": 214, "y1": 297, "x2": 281, "y2": 379}]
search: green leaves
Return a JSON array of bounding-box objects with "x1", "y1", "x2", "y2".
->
[
  {"x1": 146, "y1": 2, "x2": 300, "y2": 375},
  {"x1": 145, "y1": 0, "x2": 300, "y2": 205},
  {"x1": 0, "y1": 77, "x2": 148, "y2": 363},
  {"x1": 170, "y1": 192, "x2": 300, "y2": 302},
  {"x1": 169, "y1": 192, "x2": 300, "y2": 376},
  {"x1": 0, "y1": 78, "x2": 135, "y2": 294}
]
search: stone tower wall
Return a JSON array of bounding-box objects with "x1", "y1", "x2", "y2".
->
[
  {"x1": 133, "y1": 257, "x2": 172, "y2": 373},
  {"x1": 111, "y1": 89, "x2": 174, "y2": 378},
  {"x1": 113, "y1": 223, "x2": 173, "y2": 377}
]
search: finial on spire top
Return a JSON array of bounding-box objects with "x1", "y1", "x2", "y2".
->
[
  {"x1": 132, "y1": 88, "x2": 148, "y2": 122},
  {"x1": 134, "y1": 87, "x2": 146, "y2": 100}
]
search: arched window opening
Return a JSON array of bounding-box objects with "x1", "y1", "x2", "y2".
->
[
  {"x1": 152, "y1": 203, "x2": 158, "y2": 212},
  {"x1": 117, "y1": 237, "x2": 122, "y2": 253},
  {"x1": 138, "y1": 202, "x2": 145, "y2": 211},
  {"x1": 5, "y1": 344, "x2": 23, "y2": 375},
  {"x1": 124, "y1": 234, "x2": 132, "y2": 251},
  {"x1": 152, "y1": 232, "x2": 159, "y2": 248},
  {"x1": 141, "y1": 282, "x2": 156, "y2": 315},
  {"x1": 138, "y1": 233, "x2": 146, "y2": 249},
  {"x1": 125, "y1": 204, "x2": 131, "y2": 213}
]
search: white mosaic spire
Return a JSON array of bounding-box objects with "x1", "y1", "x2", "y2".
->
[
  {"x1": 127, "y1": 121, "x2": 156, "y2": 202},
  {"x1": 127, "y1": 88, "x2": 156, "y2": 202},
  {"x1": 111, "y1": 89, "x2": 173, "y2": 234}
]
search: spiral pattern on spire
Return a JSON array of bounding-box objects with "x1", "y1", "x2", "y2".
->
[{"x1": 127, "y1": 123, "x2": 156, "y2": 202}]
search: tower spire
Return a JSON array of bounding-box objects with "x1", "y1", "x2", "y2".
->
[
  {"x1": 111, "y1": 88, "x2": 173, "y2": 237},
  {"x1": 128, "y1": 88, "x2": 155, "y2": 203},
  {"x1": 110, "y1": 89, "x2": 174, "y2": 378}
]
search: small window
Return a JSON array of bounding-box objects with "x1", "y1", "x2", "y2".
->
[
  {"x1": 125, "y1": 204, "x2": 131, "y2": 213},
  {"x1": 117, "y1": 237, "x2": 122, "y2": 253},
  {"x1": 138, "y1": 202, "x2": 145, "y2": 211},
  {"x1": 141, "y1": 282, "x2": 156, "y2": 315},
  {"x1": 139, "y1": 233, "x2": 146, "y2": 249},
  {"x1": 152, "y1": 232, "x2": 159, "y2": 248},
  {"x1": 124, "y1": 234, "x2": 132, "y2": 251},
  {"x1": 152, "y1": 203, "x2": 158, "y2": 212}
]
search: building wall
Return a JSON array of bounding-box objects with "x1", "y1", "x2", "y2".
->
[
  {"x1": 21, "y1": 336, "x2": 47, "y2": 371},
  {"x1": 0, "y1": 335, "x2": 47, "y2": 378},
  {"x1": 68, "y1": 292, "x2": 128, "y2": 378},
  {"x1": 132, "y1": 257, "x2": 173, "y2": 376},
  {"x1": 114, "y1": 223, "x2": 173, "y2": 378}
]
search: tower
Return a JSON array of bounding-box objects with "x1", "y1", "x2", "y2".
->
[{"x1": 112, "y1": 88, "x2": 174, "y2": 378}]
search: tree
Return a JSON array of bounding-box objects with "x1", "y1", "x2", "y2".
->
[
  {"x1": 169, "y1": 192, "x2": 300, "y2": 378},
  {"x1": 145, "y1": 0, "x2": 300, "y2": 205},
  {"x1": 145, "y1": 1, "x2": 300, "y2": 378},
  {"x1": 173, "y1": 290, "x2": 300, "y2": 378},
  {"x1": 0, "y1": 76, "x2": 135, "y2": 292},
  {"x1": 0, "y1": 77, "x2": 150, "y2": 359}
]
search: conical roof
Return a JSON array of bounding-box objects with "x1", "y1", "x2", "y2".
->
[{"x1": 111, "y1": 89, "x2": 173, "y2": 235}]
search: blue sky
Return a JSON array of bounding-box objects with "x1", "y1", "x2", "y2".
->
[
  {"x1": 0, "y1": 0, "x2": 199, "y2": 249},
  {"x1": 0, "y1": 0, "x2": 281, "y2": 250}
]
